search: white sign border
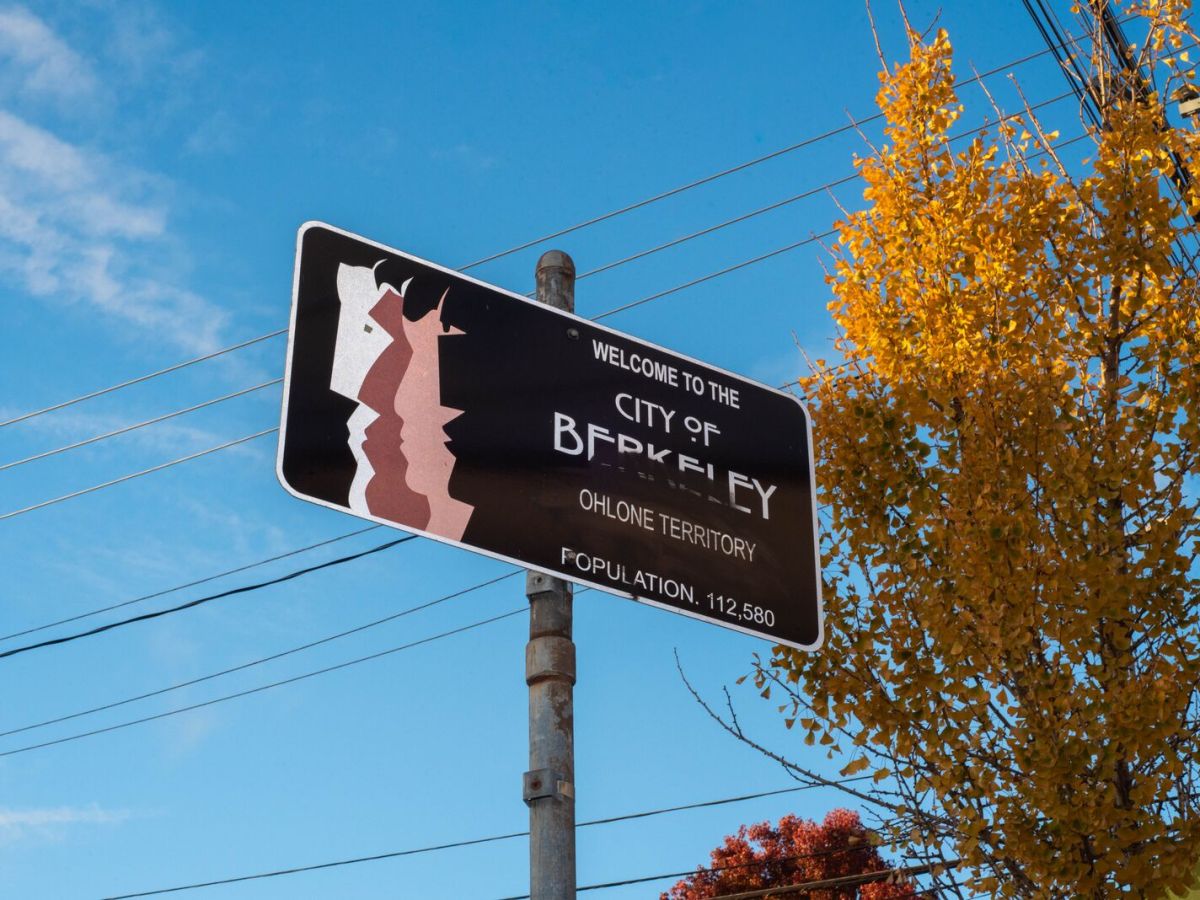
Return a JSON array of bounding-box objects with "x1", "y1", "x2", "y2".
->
[{"x1": 276, "y1": 220, "x2": 825, "y2": 652}]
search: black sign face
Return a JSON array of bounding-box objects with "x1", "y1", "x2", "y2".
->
[{"x1": 278, "y1": 222, "x2": 823, "y2": 650}]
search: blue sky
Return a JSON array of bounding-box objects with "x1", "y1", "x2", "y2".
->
[{"x1": 0, "y1": 2, "x2": 1083, "y2": 897}]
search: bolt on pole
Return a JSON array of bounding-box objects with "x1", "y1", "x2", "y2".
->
[{"x1": 523, "y1": 249, "x2": 577, "y2": 900}]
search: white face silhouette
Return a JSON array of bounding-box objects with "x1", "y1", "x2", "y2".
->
[{"x1": 331, "y1": 262, "x2": 393, "y2": 512}]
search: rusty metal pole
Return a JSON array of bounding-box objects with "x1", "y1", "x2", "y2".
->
[{"x1": 523, "y1": 250, "x2": 576, "y2": 900}]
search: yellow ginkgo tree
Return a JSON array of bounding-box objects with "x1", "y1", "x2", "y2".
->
[{"x1": 755, "y1": 2, "x2": 1200, "y2": 895}]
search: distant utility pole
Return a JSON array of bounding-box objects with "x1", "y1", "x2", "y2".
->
[
  {"x1": 524, "y1": 250, "x2": 577, "y2": 900},
  {"x1": 1089, "y1": 2, "x2": 1192, "y2": 169},
  {"x1": 1023, "y1": 0, "x2": 1200, "y2": 234}
]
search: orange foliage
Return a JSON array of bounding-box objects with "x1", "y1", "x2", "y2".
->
[
  {"x1": 760, "y1": 1, "x2": 1200, "y2": 895},
  {"x1": 662, "y1": 809, "x2": 916, "y2": 899}
]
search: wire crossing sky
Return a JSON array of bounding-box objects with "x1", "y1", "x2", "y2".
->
[
  {"x1": 97, "y1": 781, "x2": 877, "y2": 899},
  {"x1": 0, "y1": 2, "x2": 1104, "y2": 897}
]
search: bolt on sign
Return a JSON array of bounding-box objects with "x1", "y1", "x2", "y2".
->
[{"x1": 277, "y1": 222, "x2": 823, "y2": 650}]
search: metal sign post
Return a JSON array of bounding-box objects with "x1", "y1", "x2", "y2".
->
[{"x1": 523, "y1": 252, "x2": 577, "y2": 900}]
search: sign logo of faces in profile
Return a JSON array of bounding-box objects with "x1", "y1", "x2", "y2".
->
[{"x1": 328, "y1": 263, "x2": 470, "y2": 539}]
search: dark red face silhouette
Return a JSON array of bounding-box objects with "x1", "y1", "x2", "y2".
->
[{"x1": 358, "y1": 287, "x2": 432, "y2": 527}]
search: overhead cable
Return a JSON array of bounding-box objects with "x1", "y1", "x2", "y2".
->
[
  {"x1": 1021, "y1": 0, "x2": 1103, "y2": 132},
  {"x1": 0, "y1": 524, "x2": 383, "y2": 643},
  {"x1": 0, "y1": 428, "x2": 277, "y2": 522},
  {"x1": 3, "y1": 88, "x2": 1079, "y2": 476},
  {"x1": 0, "y1": 330, "x2": 286, "y2": 429},
  {"x1": 493, "y1": 842, "x2": 930, "y2": 899},
  {"x1": 557, "y1": 88, "x2": 1078, "y2": 295},
  {"x1": 501, "y1": 177, "x2": 855, "y2": 301},
  {"x1": 0, "y1": 379, "x2": 282, "y2": 473},
  {"x1": 0, "y1": 569, "x2": 519, "y2": 738},
  {"x1": 457, "y1": 30, "x2": 1108, "y2": 272},
  {"x1": 1, "y1": 29, "x2": 1106, "y2": 433},
  {"x1": 0, "y1": 120, "x2": 1099, "y2": 532},
  {"x1": 0, "y1": 536, "x2": 418, "y2": 662},
  {"x1": 97, "y1": 779, "x2": 873, "y2": 899},
  {"x1": 681, "y1": 858, "x2": 961, "y2": 900},
  {"x1": 593, "y1": 229, "x2": 838, "y2": 320},
  {"x1": 5, "y1": 345, "x2": 802, "y2": 644},
  {"x1": 0, "y1": 606, "x2": 527, "y2": 758},
  {"x1": 99, "y1": 829, "x2": 530, "y2": 899},
  {"x1": 1, "y1": 224, "x2": 817, "y2": 523}
]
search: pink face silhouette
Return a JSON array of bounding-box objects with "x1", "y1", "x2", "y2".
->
[
  {"x1": 392, "y1": 289, "x2": 465, "y2": 498},
  {"x1": 330, "y1": 263, "x2": 472, "y2": 540}
]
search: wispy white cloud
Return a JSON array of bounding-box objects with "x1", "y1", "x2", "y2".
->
[
  {"x1": 0, "y1": 108, "x2": 228, "y2": 353},
  {"x1": 162, "y1": 703, "x2": 220, "y2": 759},
  {"x1": 177, "y1": 495, "x2": 288, "y2": 556},
  {"x1": 0, "y1": 110, "x2": 163, "y2": 236},
  {"x1": 183, "y1": 110, "x2": 237, "y2": 156},
  {"x1": 432, "y1": 142, "x2": 498, "y2": 172},
  {"x1": 101, "y1": 1, "x2": 201, "y2": 85},
  {"x1": 0, "y1": 804, "x2": 131, "y2": 845},
  {"x1": 0, "y1": 6, "x2": 229, "y2": 353},
  {"x1": 0, "y1": 805, "x2": 130, "y2": 828},
  {"x1": 0, "y1": 5, "x2": 97, "y2": 102}
]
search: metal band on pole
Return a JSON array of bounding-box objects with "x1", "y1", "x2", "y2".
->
[{"x1": 524, "y1": 250, "x2": 577, "y2": 900}]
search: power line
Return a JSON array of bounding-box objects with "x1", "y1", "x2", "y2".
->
[
  {"x1": 574, "y1": 783, "x2": 857, "y2": 828},
  {"x1": 96, "y1": 779, "x2": 873, "y2": 899},
  {"x1": 594, "y1": 121, "x2": 1095, "y2": 327},
  {"x1": 458, "y1": 32, "x2": 1103, "y2": 272},
  {"x1": 1, "y1": 32, "x2": 1103, "y2": 433},
  {"x1": 3, "y1": 343, "x2": 801, "y2": 649},
  {"x1": 4, "y1": 585, "x2": 600, "y2": 755},
  {"x1": 15, "y1": 85, "x2": 1087, "y2": 512},
  {"x1": 0, "y1": 524, "x2": 383, "y2": 643},
  {"x1": 1023, "y1": 3, "x2": 1200, "y2": 274},
  {"x1": 0, "y1": 536, "x2": 417, "y2": 662},
  {"x1": 594, "y1": 229, "x2": 837, "y2": 321},
  {"x1": 492, "y1": 840, "x2": 928, "y2": 899},
  {"x1": 1022, "y1": 0, "x2": 1103, "y2": 132},
  {"x1": 0, "y1": 428, "x2": 277, "y2": 522},
  {"x1": 0, "y1": 330, "x2": 286, "y2": 429},
  {"x1": 0, "y1": 606, "x2": 527, "y2": 759},
  {"x1": 1, "y1": 233, "x2": 811, "y2": 521},
  {"x1": 682, "y1": 859, "x2": 961, "y2": 900},
  {"x1": 917, "y1": 881, "x2": 985, "y2": 900},
  {"x1": 0, "y1": 88, "x2": 1100, "y2": 528},
  {"x1": 0, "y1": 121, "x2": 1098, "y2": 527},
  {"x1": 563, "y1": 89, "x2": 1077, "y2": 294},
  {"x1": 98, "y1": 829, "x2": 528, "y2": 900},
  {"x1": 22, "y1": 85, "x2": 1087, "y2": 491},
  {"x1": 0, "y1": 378, "x2": 282, "y2": 473},
  {"x1": 5, "y1": 89, "x2": 1078, "y2": 480},
  {"x1": 500, "y1": 178, "x2": 853, "y2": 306},
  {"x1": 0, "y1": 225, "x2": 820, "y2": 522},
  {"x1": 0, "y1": 569, "x2": 519, "y2": 739}
]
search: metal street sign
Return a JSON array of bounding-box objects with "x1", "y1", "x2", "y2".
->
[{"x1": 277, "y1": 222, "x2": 823, "y2": 650}]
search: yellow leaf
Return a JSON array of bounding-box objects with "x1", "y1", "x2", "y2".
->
[{"x1": 840, "y1": 756, "x2": 871, "y2": 777}]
